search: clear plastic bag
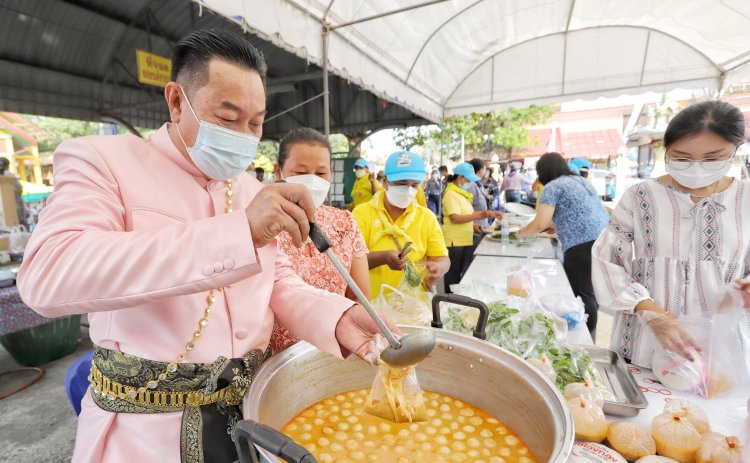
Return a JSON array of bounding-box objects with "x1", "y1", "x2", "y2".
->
[
  {"x1": 705, "y1": 286, "x2": 750, "y2": 399},
  {"x1": 9, "y1": 225, "x2": 31, "y2": 254},
  {"x1": 365, "y1": 362, "x2": 427, "y2": 423},
  {"x1": 398, "y1": 260, "x2": 427, "y2": 296},
  {"x1": 539, "y1": 294, "x2": 588, "y2": 330},
  {"x1": 650, "y1": 286, "x2": 750, "y2": 399},
  {"x1": 372, "y1": 284, "x2": 433, "y2": 326},
  {"x1": 506, "y1": 265, "x2": 535, "y2": 298}
]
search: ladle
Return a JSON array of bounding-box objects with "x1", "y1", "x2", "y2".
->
[{"x1": 308, "y1": 223, "x2": 435, "y2": 367}]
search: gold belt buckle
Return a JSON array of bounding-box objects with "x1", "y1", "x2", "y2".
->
[{"x1": 90, "y1": 364, "x2": 235, "y2": 408}]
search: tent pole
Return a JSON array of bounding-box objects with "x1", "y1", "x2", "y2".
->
[{"x1": 323, "y1": 25, "x2": 331, "y2": 138}]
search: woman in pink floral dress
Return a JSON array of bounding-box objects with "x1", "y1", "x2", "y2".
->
[{"x1": 271, "y1": 128, "x2": 370, "y2": 352}]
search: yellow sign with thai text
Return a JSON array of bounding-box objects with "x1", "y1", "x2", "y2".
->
[{"x1": 136, "y1": 50, "x2": 171, "y2": 88}]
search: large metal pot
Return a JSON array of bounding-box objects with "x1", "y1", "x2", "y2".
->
[{"x1": 238, "y1": 295, "x2": 574, "y2": 463}]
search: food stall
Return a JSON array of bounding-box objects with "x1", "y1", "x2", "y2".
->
[{"x1": 449, "y1": 245, "x2": 749, "y2": 462}]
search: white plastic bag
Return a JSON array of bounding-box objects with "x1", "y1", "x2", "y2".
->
[
  {"x1": 372, "y1": 284, "x2": 433, "y2": 326},
  {"x1": 650, "y1": 285, "x2": 750, "y2": 399},
  {"x1": 8, "y1": 225, "x2": 31, "y2": 254},
  {"x1": 539, "y1": 294, "x2": 587, "y2": 330}
]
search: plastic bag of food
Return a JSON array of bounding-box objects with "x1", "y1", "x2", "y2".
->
[
  {"x1": 398, "y1": 260, "x2": 427, "y2": 296},
  {"x1": 568, "y1": 396, "x2": 608, "y2": 442},
  {"x1": 649, "y1": 286, "x2": 750, "y2": 399},
  {"x1": 606, "y1": 421, "x2": 656, "y2": 461},
  {"x1": 663, "y1": 400, "x2": 710, "y2": 434},
  {"x1": 506, "y1": 265, "x2": 535, "y2": 298},
  {"x1": 695, "y1": 432, "x2": 742, "y2": 463},
  {"x1": 704, "y1": 285, "x2": 750, "y2": 399},
  {"x1": 652, "y1": 410, "x2": 702, "y2": 463},
  {"x1": 365, "y1": 361, "x2": 427, "y2": 423},
  {"x1": 539, "y1": 294, "x2": 587, "y2": 330},
  {"x1": 372, "y1": 284, "x2": 433, "y2": 326}
]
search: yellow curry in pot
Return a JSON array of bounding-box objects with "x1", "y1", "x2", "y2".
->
[{"x1": 281, "y1": 388, "x2": 536, "y2": 463}]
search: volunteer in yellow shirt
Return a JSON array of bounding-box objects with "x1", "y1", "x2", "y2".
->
[
  {"x1": 349, "y1": 157, "x2": 382, "y2": 209},
  {"x1": 442, "y1": 162, "x2": 502, "y2": 293},
  {"x1": 353, "y1": 151, "x2": 449, "y2": 298}
]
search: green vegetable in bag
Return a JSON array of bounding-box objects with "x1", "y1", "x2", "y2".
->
[
  {"x1": 441, "y1": 300, "x2": 599, "y2": 391},
  {"x1": 403, "y1": 260, "x2": 425, "y2": 288}
]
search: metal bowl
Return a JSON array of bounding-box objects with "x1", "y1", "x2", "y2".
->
[{"x1": 242, "y1": 326, "x2": 574, "y2": 463}]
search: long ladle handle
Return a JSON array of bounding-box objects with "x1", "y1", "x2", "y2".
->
[{"x1": 308, "y1": 222, "x2": 401, "y2": 349}]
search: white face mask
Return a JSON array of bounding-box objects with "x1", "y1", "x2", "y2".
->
[
  {"x1": 175, "y1": 86, "x2": 260, "y2": 180},
  {"x1": 666, "y1": 160, "x2": 732, "y2": 190},
  {"x1": 385, "y1": 185, "x2": 417, "y2": 209},
  {"x1": 354, "y1": 169, "x2": 367, "y2": 179},
  {"x1": 282, "y1": 174, "x2": 330, "y2": 209}
]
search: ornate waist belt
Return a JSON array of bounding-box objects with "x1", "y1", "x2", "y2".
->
[{"x1": 90, "y1": 345, "x2": 271, "y2": 463}]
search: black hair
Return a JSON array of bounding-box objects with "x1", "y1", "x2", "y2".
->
[
  {"x1": 439, "y1": 165, "x2": 448, "y2": 173},
  {"x1": 0, "y1": 158, "x2": 8, "y2": 173},
  {"x1": 536, "y1": 152, "x2": 575, "y2": 186},
  {"x1": 255, "y1": 167, "x2": 264, "y2": 174},
  {"x1": 278, "y1": 128, "x2": 332, "y2": 168},
  {"x1": 664, "y1": 100, "x2": 746, "y2": 150},
  {"x1": 172, "y1": 29, "x2": 267, "y2": 94},
  {"x1": 469, "y1": 158, "x2": 485, "y2": 174}
]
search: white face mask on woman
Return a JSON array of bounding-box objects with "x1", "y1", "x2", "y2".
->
[
  {"x1": 666, "y1": 160, "x2": 732, "y2": 189},
  {"x1": 385, "y1": 185, "x2": 417, "y2": 209},
  {"x1": 282, "y1": 174, "x2": 330, "y2": 209}
]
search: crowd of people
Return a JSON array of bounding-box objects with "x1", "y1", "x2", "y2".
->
[
  {"x1": 15, "y1": 28, "x2": 750, "y2": 462},
  {"x1": 257, "y1": 107, "x2": 750, "y2": 350}
]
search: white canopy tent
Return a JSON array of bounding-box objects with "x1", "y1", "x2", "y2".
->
[{"x1": 198, "y1": 0, "x2": 750, "y2": 127}]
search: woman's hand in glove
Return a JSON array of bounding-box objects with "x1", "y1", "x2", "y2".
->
[{"x1": 637, "y1": 300, "x2": 702, "y2": 360}]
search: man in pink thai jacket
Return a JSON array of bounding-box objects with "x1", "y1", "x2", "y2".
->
[{"x1": 18, "y1": 29, "x2": 394, "y2": 463}]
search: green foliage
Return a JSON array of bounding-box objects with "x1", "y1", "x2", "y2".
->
[
  {"x1": 394, "y1": 105, "x2": 554, "y2": 161},
  {"x1": 394, "y1": 126, "x2": 437, "y2": 150},
  {"x1": 24, "y1": 115, "x2": 156, "y2": 153},
  {"x1": 252, "y1": 140, "x2": 279, "y2": 173},
  {"x1": 25, "y1": 115, "x2": 99, "y2": 153},
  {"x1": 257, "y1": 140, "x2": 278, "y2": 160},
  {"x1": 442, "y1": 300, "x2": 597, "y2": 391},
  {"x1": 329, "y1": 134, "x2": 349, "y2": 157}
]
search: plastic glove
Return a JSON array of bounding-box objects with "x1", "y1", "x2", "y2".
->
[
  {"x1": 363, "y1": 333, "x2": 391, "y2": 365},
  {"x1": 645, "y1": 313, "x2": 703, "y2": 361},
  {"x1": 335, "y1": 304, "x2": 402, "y2": 364}
]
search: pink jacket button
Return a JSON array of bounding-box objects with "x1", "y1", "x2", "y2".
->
[
  {"x1": 234, "y1": 329, "x2": 248, "y2": 340},
  {"x1": 223, "y1": 259, "x2": 235, "y2": 270},
  {"x1": 202, "y1": 264, "x2": 214, "y2": 276},
  {"x1": 213, "y1": 262, "x2": 224, "y2": 273}
]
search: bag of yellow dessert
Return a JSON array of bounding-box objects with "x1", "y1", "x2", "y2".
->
[{"x1": 365, "y1": 361, "x2": 427, "y2": 423}]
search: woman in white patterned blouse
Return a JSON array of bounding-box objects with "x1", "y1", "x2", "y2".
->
[{"x1": 592, "y1": 100, "x2": 750, "y2": 368}]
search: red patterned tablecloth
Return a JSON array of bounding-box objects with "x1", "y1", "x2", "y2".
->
[{"x1": 0, "y1": 285, "x2": 53, "y2": 336}]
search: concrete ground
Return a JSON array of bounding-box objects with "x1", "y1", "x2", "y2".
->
[
  {"x1": 0, "y1": 325, "x2": 91, "y2": 463},
  {"x1": 0, "y1": 311, "x2": 613, "y2": 463}
]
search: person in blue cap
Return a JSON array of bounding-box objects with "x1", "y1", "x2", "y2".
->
[
  {"x1": 569, "y1": 157, "x2": 592, "y2": 178},
  {"x1": 442, "y1": 162, "x2": 503, "y2": 293},
  {"x1": 349, "y1": 157, "x2": 382, "y2": 209},
  {"x1": 353, "y1": 151, "x2": 450, "y2": 297}
]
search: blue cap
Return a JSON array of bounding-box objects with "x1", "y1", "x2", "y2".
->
[
  {"x1": 453, "y1": 162, "x2": 480, "y2": 182},
  {"x1": 569, "y1": 158, "x2": 591, "y2": 170},
  {"x1": 353, "y1": 158, "x2": 369, "y2": 168},
  {"x1": 567, "y1": 161, "x2": 581, "y2": 174},
  {"x1": 384, "y1": 151, "x2": 426, "y2": 182}
]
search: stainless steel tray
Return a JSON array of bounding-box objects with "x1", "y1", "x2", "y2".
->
[{"x1": 580, "y1": 345, "x2": 648, "y2": 417}]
